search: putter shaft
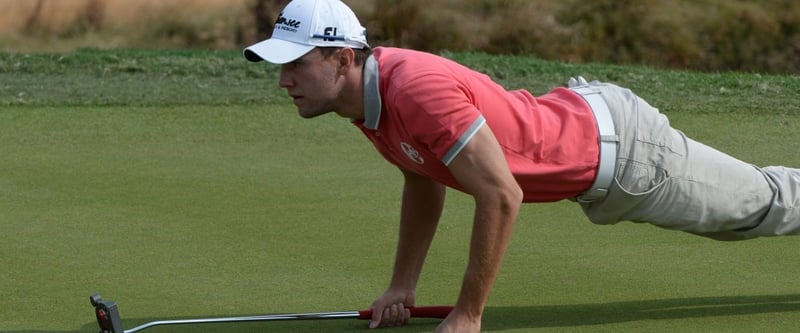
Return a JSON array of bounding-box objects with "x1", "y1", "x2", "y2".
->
[{"x1": 124, "y1": 311, "x2": 361, "y2": 333}]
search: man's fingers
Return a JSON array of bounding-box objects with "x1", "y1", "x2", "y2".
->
[
  {"x1": 369, "y1": 297, "x2": 415, "y2": 329},
  {"x1": 385, "y1": 303, "x2": 399, "y2": 326},
  {"x1": 369, "y1": 303, "x2": 384, "y2": 329},
  {"x1": 372, "y1": 303, "x2": 410, "y2": 328}
]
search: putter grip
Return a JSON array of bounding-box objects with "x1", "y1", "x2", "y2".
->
[{"x1": 357, "y1": 306, "x2": 453, "y2": 320}]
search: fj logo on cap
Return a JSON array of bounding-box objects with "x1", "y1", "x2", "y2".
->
[
  {"x1": 323, "y1": 27, "x2": 338, "y2": 41},
  {"x1": 400, "y1": 142, "x2": 424, "y2": 164}
]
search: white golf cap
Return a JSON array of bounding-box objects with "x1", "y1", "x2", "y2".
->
[{"x1": 243, "y1": 0, "x2": 369, "y2": 64}]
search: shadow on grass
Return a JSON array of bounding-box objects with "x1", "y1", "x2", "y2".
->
[
  {"x1": 4, "y1": 294, "x2": 799, "y2": 333},
  {"x1": 483, "y1": 294, "x2": 800, "y2": 330}
]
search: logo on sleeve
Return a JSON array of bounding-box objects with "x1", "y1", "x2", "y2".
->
[{"x1": 400, "y1": 142, "x2": 424, "y2": 164}]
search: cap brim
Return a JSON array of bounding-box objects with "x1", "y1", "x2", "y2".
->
[{"x1": 243, "y1": 38, "x2": 316, "y2": 64}]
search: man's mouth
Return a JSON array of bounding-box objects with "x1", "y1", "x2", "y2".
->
[{"x1": 289, "y1": 94, "x2": 303, "y2": 104}]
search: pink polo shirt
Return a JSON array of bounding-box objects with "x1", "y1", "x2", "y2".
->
[{"x1": 354, "y1": 47, "x2": 599, "y2": 202}]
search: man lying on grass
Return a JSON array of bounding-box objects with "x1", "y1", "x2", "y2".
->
[{"x1": 243, "y1": 0, "x2": 800, "y2": 332}]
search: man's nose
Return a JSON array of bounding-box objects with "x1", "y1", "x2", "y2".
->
[{"x1": 278, "y1": 66, "x2": 293, "y2": 88}]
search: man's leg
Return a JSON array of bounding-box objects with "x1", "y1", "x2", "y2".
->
[
  {"x1": 741, "y1": 166, "x2": 800, "y2": 237},
  {"x1": 579, "y1": 82, "x2": 800, "y2": 240}
]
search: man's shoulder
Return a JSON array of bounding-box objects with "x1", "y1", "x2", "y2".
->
[
  {"x1": 373, "y1": 46, "x2": 433, "y2": 59},
  {"x1": 374, "y1": 47, "x2": 472, "y2": 88},
  {"x1": 374, "y1": 47, "x2": 455, "y2": 71}
]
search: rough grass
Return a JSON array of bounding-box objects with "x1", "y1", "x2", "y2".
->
[
  {"x1": 1, "y1": 0, "x2": 799, "y2": 73},
  {"x1": 1, "y1": 49, "x2": 800, "y2": 332},
  {"x1": 3, "y1": 48, "x2": 799, "y2": 111}
]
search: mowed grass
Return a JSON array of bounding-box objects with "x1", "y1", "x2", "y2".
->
[{"x1": 1, "y1": 49, "x2": 800, "y2": 332}]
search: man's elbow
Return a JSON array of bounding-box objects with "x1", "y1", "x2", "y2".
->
[
  {"x1": 490, "y1": 184, "x2": 523, "y2": 216},
  {"x1": 504, "y1": 185, "x2": 524, "y2": 211}
]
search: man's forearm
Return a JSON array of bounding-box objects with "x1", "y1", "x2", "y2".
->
[
  {"x1": 455, "y1": 191, "x2": 520, "y2": 318},
  {"x1": 389, "y1": 171, "x2": 446, "y2": 290}
]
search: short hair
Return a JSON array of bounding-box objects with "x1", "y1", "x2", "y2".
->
[{"x1": 317, "y1": 46, "x2": 373, "y2": 66}]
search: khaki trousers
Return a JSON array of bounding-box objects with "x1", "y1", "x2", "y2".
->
[{"x1": 579, "y1": 82, "x2": 800, "y2": 241}]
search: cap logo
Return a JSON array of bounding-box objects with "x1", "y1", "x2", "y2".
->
[
  {"x1": 322, "y1": 27, "x2": 338, "y2": 41},
  {"x1": 274, "y1": 11, "x2": 301, "y2": 32}
]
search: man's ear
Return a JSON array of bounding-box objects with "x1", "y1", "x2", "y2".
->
[{"x1": 337, "y1": 47, "x2": 356, "y2": 73}]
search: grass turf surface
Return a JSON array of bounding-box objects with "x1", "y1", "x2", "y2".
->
[{"x1": 1, "y1": 49, "x2": 800, "y2": 332}]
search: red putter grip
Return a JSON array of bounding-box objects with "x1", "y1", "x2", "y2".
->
[{"x1": 357, "y1": 306, "x2": 453, "y2": 320}]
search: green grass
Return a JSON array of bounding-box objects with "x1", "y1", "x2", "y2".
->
[{"x1": 1, "y1": 49, "x2": 800, "y2": 332}]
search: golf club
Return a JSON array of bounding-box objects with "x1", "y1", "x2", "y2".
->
[{"x1": 91, "y1": 293, "x2": 453, "y2": 333}]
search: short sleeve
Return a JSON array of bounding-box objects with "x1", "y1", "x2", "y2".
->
[{"x1": 386, "y1": 71, "x2": 484, "y2": 165}]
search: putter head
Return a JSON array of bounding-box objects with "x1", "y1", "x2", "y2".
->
[{"x1": 90, "y1": 293, "x2": 124, "y2": 333}]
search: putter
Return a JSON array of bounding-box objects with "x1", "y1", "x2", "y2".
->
[{"x1": 90, "y1": 293, "x2": 453, "y2": 333}]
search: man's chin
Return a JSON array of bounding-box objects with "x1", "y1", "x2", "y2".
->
[{"x1": 297, "y1": 109, "x2": 329, "y2": 119}]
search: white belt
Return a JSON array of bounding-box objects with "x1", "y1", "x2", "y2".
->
[{"x1": 570, "y1": 84, "x2": 618, "y2": 203}]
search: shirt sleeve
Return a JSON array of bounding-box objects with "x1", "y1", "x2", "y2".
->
[{"x1": 386, "y1": 71, "x2": 485, "y2": 165}]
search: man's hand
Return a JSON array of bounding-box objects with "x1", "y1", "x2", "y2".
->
[{"x1": 369, "y1": 289, "x2": 416, "y2": 328}]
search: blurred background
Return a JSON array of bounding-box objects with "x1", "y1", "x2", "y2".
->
[{"x1": 0, "y1": 0, "x2": 798, "y2": 74}]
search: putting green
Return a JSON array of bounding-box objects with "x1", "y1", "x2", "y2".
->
[{"x1": 2, "y1": 50, "x2": 799, "y2": 332}]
